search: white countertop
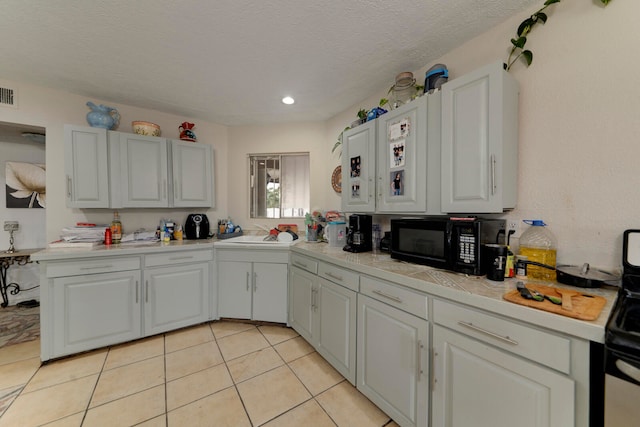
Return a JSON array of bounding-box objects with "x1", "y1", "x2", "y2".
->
[
  {"x1": 291, "y1": 242, "x2": 619, "y2": 343},
  {"x1": 31, "y1": 239, "x2": 215, "y2": 261},
  {"x1": 31, "y1": 237, "x2": 618, "y2": 343}
]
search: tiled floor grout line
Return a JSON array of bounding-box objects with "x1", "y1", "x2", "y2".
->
[{"x1": 162, "y1": 333, "x2": 169, "y2": 427}]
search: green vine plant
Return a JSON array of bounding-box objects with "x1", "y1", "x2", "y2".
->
[
  {"x1": 506, "y1": 0, "x2": 611, "y2": 71},
  {"x1": 332, "y1": 98, "x2": 390, "y2": 156}
]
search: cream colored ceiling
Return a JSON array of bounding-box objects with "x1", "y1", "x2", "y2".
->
[{"x1": 0, "y1": 0, "x2": 538, "y2": 126}]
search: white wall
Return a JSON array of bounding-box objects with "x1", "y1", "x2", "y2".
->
[
  {"x1": 324, "y1": 0, "x2": 637, "y2": 274},
  {"x1": 227, "y1": 122, "x2": 327, "y2": 233}
]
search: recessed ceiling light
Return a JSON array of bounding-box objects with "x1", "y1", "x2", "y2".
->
[{"x1": 282, "y1": 96, "x2": 295, "y2": 105}]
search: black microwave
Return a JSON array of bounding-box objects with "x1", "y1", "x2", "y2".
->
[{"x1": 390, "y1": 217, "x2": 506, "y2": 275}]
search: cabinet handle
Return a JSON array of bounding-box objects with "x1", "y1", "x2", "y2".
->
[
  {"x1": 246, "y1": 272, "x2": 250, "y2": 292},
  {"x1": 163, "y1": 180, "x2": 167, "y2": 199},
  {"x1": 372, "y1": 289, "x2": 403, "y2": 304},
  {"x1": 432, "y1": 351, "x2": 438, "y2": 391},
  {"x1": 145, "y1": 280, "x2": 149, "y2": 303},
  {"x1": 168, "y1": 256, "x2": 193, "y2": 261},
  {"x1": 325, "y1": 272, "x2": 343, "y2": 282},
  {"x1": 457, "y1": 321, "x2": 518, "y2": 346},
  {"x1": 294, "y1": 260, "x2": 308, "y2": 269},
  {"x1": 174, "y1": 179, "x2": 178, "y2": 200},
  {"x1": 369, "y1": 177, "x2": 373, "y2": 199},
  {"x1": 66, "y1": 176, "x2": 72, "y2": 198},
  {"x1": 253, "y1": 272, "x2": 258, "y2": 292},
  {"x1": 311, "y1": 287, "x2": 317, "y2": 311},
  {"x1": 135, "y1": 280, "x2": 139, "y2": 303},
  {"x1": 416, "y1": 340, "x2": 424, "y2": 379},
  {"x1": 490, "y1": 154, "x2": 496, "y2": 195},
  {"x1": 80, "y1": 265, "x2": 114, "y2": 271}
]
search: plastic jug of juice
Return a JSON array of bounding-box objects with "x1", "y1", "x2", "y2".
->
[{"x1": 519, "y1": 220, "x2": 557, "y2": 281}]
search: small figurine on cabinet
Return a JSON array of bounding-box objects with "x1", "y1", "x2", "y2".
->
[{"x1": 179, "y1": 122, "x2": 197, "y2": 142}]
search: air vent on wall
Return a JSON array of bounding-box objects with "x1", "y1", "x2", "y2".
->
[{"x1": 0, "y1": 86, "x2": 17, "y2": 108}]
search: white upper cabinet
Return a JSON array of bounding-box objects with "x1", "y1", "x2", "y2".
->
[
  {"x1": 441, "y1": 61, "x2": 519, "y2": 213},
  {"x1": 64, "y1": 125, "x2": 110, "y2": 208},
  {"x1": 116, "y1": 132, "x2": 170, "y2": 208},
  {"x1": 342, "y1": 120, "x2": 377, "y2": 213},
  {"x1": 341, "y1": 92, "x2": 441, "y2": 214},
  {"x1": 171, "y1": 139, "x2": 214, "y2": 208},
  {"x1": 377, "y1": 93, "x2": 441, "y2": 213}
]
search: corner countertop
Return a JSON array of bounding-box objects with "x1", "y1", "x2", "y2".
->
[
  {"x1": 31, "y1": 239, "x2": 215, "y2": 262},
  {"x1": 291, "y1": 242, "x2": 619, "y2": 343}
]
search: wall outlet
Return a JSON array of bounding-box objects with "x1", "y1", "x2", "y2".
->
[{"x1": 507, "y1": 220, "x2": 519, "y2": 233}]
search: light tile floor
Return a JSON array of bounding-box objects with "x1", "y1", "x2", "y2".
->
[{"x1": 0, "y1": 321, "x2": 399, "y2": 427}]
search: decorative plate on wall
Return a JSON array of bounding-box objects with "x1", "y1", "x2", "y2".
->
[{"x1": 331, "y1": 166, "x2": 342, "y2": 193}]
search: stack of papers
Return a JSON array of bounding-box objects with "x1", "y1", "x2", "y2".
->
[{"x1": 59, "y1": 224, "x2": 109, "y2": 243}]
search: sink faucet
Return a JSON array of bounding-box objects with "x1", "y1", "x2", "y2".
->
[{"x1": 253, "y1": 223, "x2": 278, "y2": 241}]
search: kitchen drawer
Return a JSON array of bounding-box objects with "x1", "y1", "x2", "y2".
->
[
  {"x1": 145, "y1": 249, "x2": 213, "y2": 267},
  {"x1": 45, "y1": 256, "x2": 141, "y2": 278},
  {"x1": 290, "y1": 253, "x2": 318, "y2": 274},
  {"x1": 433, "y1": 299, "x2": 571, "y2": 374},
  {"x1": 217, "y1": 249, "x2": 288, "y2": 264},
  {"x1": 360, "y1": 276, "x2": 428, "y2": 320},
  {"x1": 318, "y1": 262, "x2": 359, "y2": 292}
]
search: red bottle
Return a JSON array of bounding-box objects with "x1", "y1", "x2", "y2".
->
[{"x1": 104, "y1": 228, "x2": 112, "y2": 245}]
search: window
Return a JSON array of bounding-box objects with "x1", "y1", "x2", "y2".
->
[{"x1": 249, "y1": 153, "x2": 309, "y2": 218}]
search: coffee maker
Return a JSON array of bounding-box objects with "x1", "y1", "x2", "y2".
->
[{"x1": 343, "y1": 214, "x2": 373, "y2": 253}]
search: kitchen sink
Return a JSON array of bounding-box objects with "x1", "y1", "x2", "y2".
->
[{"x1": 215, "y1": 235, "x2": 298, "y2": 247}]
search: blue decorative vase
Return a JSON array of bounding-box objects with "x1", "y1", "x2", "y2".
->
[{"x1": 86, "y1": 101, "x2": 120, "y2": 130}]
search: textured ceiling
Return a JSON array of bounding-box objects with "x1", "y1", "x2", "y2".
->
[{"x1": 0, "y1": 0, "x2": 538, "y2": 126}]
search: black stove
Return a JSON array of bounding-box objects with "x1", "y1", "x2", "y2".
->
[
  {"x1": 603, "y1": 230, "x2": 640, "y2": 426},
  {"x1": 606, "y1": 285, "x2": 640, "y2": 354},
  {"x1": 606, "y1": 235, "x2": 640, "y2": 355}
]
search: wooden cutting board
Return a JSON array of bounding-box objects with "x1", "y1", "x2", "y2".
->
[{"x1": 503, "y1": 283, "x2": 607, "y2": 321}]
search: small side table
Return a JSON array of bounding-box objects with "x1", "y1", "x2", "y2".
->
[{"x1": 0, "y1": 248, "x2": 41, "y2": 308}]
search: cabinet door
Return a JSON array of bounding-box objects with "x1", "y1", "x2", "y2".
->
[
  {"x1": 376, "y1": 95, "x2": 429, "y2": 213},
  {"x1": 342, "y1": 121, "x2": 376, "y2": 213},
  {"x1": 317, "y1": 278, "x2": 357, "y2": 385},
  {"x1": 119, "y1": 133, "x2": 169, "y2": 207},
  {"x1": 253, "y1": 262, "x2": 288, "y2": 323},
  {"x1": 441, "y1": 61, "x2": 519, "y2": 213},
  {"x1": 432, "y1": 325, "x2": 574, "y2": 427},
  {"x1": 64, "y1": 125, "x2": 109, "y2": 208},
  {"x1": 357, "y1": 294, "x2": 429, "y2": 427},
  {"x1": 288, "y1": 266, "x2": 317, "y2": 343},
  {"x1": 52, "y1": 270, "x2": 141, "y2": 357},
  {"x1": 144, "y1": 262, "x2": 210, "y2": 336},
  {"x1": 217, "y1": 261, "x2": 252, "y2": 320},
  {"x1": 171, "y1": 140, "x2": 214, "y2": 208}
]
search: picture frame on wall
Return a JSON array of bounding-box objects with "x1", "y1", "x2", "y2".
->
[{"x1": 5, "y1": 161, "x2": 46, "y2": 208}]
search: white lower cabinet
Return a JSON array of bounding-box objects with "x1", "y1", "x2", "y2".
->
[
  {"x1": 52, "y1": 270, "x2": 142, "y2": 357},
  {"x1": 432, "y1": 299, "x2": 575, "y2": 427},
  {"x1": 289, "y1": 255, "x2": 357, "y2": 384},
  {"x1": 143, "y1": 262, "x2": 210, "y2": 336},
  {"x1": 40, "y1": 248, "x2": 213, "y2": 361},
  {"x1": 357, "y1": 294, "x2": 429, "y2": 427},
  {"x1": 289, "y1": 265, "x2": 317, "y2": 342},
  {"x1": 217, "y1": 249, "x2": 288, "y2": 323}
]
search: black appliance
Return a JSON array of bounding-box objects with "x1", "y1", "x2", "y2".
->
[
  {"x1": 380, "y1": 231, "x2": 391, "y2": 253},
  {"x1": 604, "y1": 230, "x2": 640, "y2": 426},
  {"x1": 184, "y1": 214, "x2": 210, "y2": 239},
  {"x1": 343, "y1": 214, "x2": 373, "y2": 253},
  {"x1": 390, "y1": 217, "x2": 505, "y2": 276}
]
